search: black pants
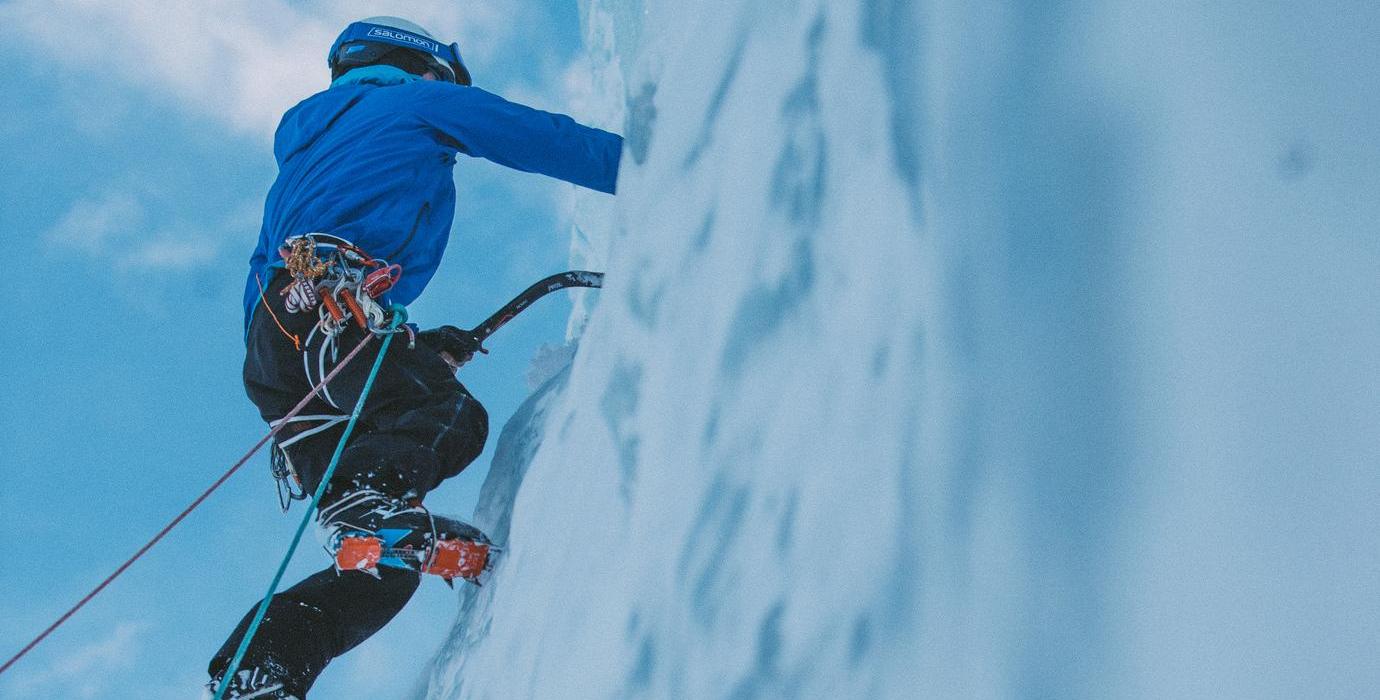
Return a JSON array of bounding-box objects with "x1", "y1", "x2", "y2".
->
[{"x1": 210, "y1": 272, "x2": 488, "y2": 696}]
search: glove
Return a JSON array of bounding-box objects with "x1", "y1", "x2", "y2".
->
[{"x1": 417, "y1": 325, "x2": 487, "y2": 369}]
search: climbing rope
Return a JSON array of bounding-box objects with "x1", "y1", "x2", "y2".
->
[
  {"x1": 214, "y1": 304, "x2": 408, "y2": 700},
  {"x1": 0, "y1": 327, "x2": 383, "y2": 679}
]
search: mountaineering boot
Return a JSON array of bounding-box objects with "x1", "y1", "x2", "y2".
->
[
  {"x1": 318, "y1": 490, "x2": 496, "y2": 583},
  {"x1": 204, "y1": 665, "x2": 301, "y2": 699}
]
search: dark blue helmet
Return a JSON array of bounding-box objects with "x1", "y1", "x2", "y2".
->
[{"x1": 328, "y1": 16, "x2": 472, "y2": 85}]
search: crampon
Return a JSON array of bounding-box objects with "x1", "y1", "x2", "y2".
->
[
  {"x1": 324, "y1": 501, "x2": 500, "y2": 585},
  {"x1": 333, "y1": 530, "x2": 499, "y2": 583}
]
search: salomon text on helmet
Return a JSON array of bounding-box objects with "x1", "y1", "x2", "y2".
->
[{"x1": 328, "y1": 16, "x2": 472, "y2": 85}]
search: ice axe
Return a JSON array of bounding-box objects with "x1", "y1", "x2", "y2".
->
[{"x1": 420, "y1": 270, "x2": 604, "y2": 369}]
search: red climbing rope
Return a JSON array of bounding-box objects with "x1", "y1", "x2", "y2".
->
[{"x1": 0, "y1": 331, "x2": 380, "y2": 678}]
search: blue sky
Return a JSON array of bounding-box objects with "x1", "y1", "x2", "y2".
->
[{"x1": 0, "y1": 1, "x2": 599, "y2": 697}]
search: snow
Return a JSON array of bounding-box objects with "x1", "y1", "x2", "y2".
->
[{"x1": 423, "y1": 1, "x2": 1380, "y2": 698}]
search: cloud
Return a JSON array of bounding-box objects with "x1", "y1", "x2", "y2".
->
[
  {"x1": 0, "y1": 0, "x2": 528, "y2": 141},
  {"x1": 0, "y1": 0, "x2": 324, "y2": 139},
  {"x1": 46, "y1": 190, "x2": 147, "y2": 254},
  {"x1": 46, "y1": 186, "x2": 259, "y2": 271},
  {"x1": 17, "y1": 0, "x2": 587, "y2": 281},
  {"x1": 3, "y1": 621, "x2": 150, "y2": 698},
  {"x1": 116, "y1": 234, "x2": 223, "y2": 271}
]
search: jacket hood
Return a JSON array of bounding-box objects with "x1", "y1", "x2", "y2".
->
[{"x1": 272, "y1": 66, "x2": 420, "y2": 165}]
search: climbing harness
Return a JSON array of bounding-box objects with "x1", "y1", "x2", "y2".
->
[{"x1": 266, "y1": 234, "x2": 414, "y2": 506}]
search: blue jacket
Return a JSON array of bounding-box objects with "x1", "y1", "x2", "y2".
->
[{"x1": 243, "y1": 67, "x2": 622, "y2": 331}]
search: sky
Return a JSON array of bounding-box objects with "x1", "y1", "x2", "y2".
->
[{"x1": 0, "y1": 1, "x2": 605, "y2": 697}]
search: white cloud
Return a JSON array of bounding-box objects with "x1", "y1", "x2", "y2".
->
[
  {"x1": 46, "y1": 186, "x2": 260, "y2": 271},
  {"x1": 46, "y1": 189, "x2": 147, "y2": 254},
  {"x1": 4, "y1": 621, "x2": 150, "y2": 698},
  {"x1": 0, "y1": 0, "x2": 528, "y2": 141},
  {"x1": 116, "y1": 234, "x2": 222, "y2": 271},
  {"x1": 0, "y1": 0, "x2": 324, "y2": 139}
]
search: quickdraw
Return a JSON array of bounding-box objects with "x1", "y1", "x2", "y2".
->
[
  {"x1": 268, "y1": 413, "x2": 352, "y2": 510},
  {"x1": 278, "y1": 234, "x2": 404, "y2": 337}
]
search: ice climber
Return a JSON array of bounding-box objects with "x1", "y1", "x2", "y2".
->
[{"x1": 206, "y1": 16, "x2": 622, "y2": 699}]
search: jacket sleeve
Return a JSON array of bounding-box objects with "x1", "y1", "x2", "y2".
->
[{"x1": 411, "y1": 83, "x2": 623, "y2": 194}]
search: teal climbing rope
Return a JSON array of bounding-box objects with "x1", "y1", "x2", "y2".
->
[{"x1": 214, "y1": 304, "x2": 408, "y2": 700}]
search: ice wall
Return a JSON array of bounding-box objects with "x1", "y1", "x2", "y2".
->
[{"x1": 426, "y1": 2, "x2": 1380, "y2": 698}]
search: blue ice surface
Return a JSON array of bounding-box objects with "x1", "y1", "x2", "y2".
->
[{"x1": 424, "y1": 1, "x2": 1380, "y2": 698}]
